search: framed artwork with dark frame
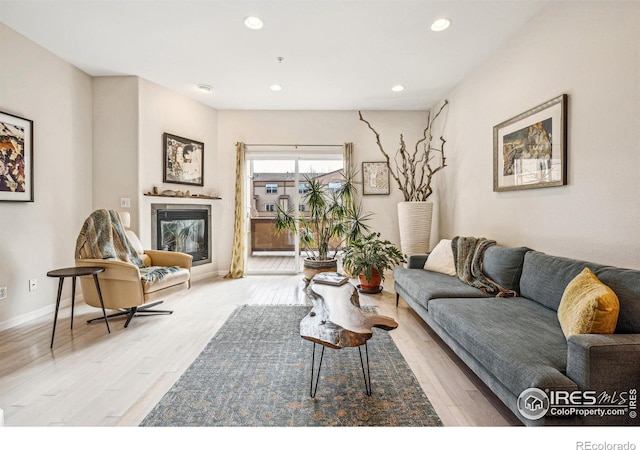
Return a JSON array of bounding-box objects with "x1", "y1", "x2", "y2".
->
[
  {"x1": 0, "y1": 111, "x2": 34, "y2": 202},
  {"x1": 362, "y1": 161, "x2": 390, "y2": 195},
  {"x1": 163, "y1": 132, "x2": 204, "y2": 186},
  {"x1": 493, "y1": 94, "x2": 567, "y2": 192}
]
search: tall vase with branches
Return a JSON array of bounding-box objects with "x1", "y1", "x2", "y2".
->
[{"x1": 358, "y1": 100, "x2": 449, "y2": 255}]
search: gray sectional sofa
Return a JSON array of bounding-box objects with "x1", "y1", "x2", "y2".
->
[{"x1": 393, "y1": 245, "x2": 640, "y2": 426}]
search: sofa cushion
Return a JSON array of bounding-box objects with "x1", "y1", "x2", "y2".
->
[
  {"x1": 590, "y1": 265, "x2": 640, "y2": 334},
  {"x1": 520, "y1": 251, "x2": 640, "y2": 333},
  {"x1": 393, "y1": 267, "x2": 491, "y2": 310},
  {"x1": 424, "y1": 239, "x2": 456, "y2": 276},
  {"x1": 557, "y1": 268, "x2": 620, "y2": 338},
  {"x1": 482, "y1": 246, "x2": 530, "y2": 293},
  {"x1": 428, "y1": 296, "x2": 575, "y2": 396},
  {"x1": 520, "y1": 251, "x2": 597, "y2": 311}
]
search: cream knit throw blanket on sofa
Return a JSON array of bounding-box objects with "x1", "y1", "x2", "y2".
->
[{"x1": 451, "y1": 236, "x2": 517, "y2": 298}]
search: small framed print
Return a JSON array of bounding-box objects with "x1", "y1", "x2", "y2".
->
[
  {"x1": 163, "y1": 132, "x2": 204, "y2": 186},
  {"x1": 362, "y1": 161, "x2": 390, "y2": 195},
  {"x1": 493, "y1": 94, "x2": 567, "y2": 192},
  {"x1": 0, "y1": 111, "x2": 34, "y2": 202}
]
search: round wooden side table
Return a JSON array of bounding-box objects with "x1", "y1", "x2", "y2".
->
[{"x1": 46, "y1": 266, "x2": 109, "y2": 348}]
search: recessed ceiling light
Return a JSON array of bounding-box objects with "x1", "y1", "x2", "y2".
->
[
  {"x1": 244, "y1": 16, "x2": 264, "y2": 30},
  {"x1": 270, "y1": 84, "x2": 283, "y2": 91},
  {"x1": 392, "y1": 85, "x2": 405, "y2": 92},
  {"x1": 431, "y1": 18, "x2": 451, "y2": 32},
  {"x1": 196, "y1": 84, "x2": 213, "y2": 92}
]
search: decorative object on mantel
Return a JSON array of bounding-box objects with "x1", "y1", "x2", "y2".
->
[
  {"x1": 144, "y1": 186, "x2": 220, "y2": 199},
  {"x1": 0, "y1": 111, "x2": 34, "y2": 202},
  {"x1": 493, "y1": 94, "x2": 567, "y2": 192},
  {"x1": 144, "y1": 192, "x2": 220, "y2": 199},
  {"x1": 358, "y1": 100, "x2": 449, "y2": 256},
  {"x1": 163, "y1": 132, "x2": 204, "y2": 187}
]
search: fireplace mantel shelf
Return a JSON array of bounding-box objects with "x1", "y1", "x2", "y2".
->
[{"x1": 144, "y1": 193, "x2": 221, "y2": 200}]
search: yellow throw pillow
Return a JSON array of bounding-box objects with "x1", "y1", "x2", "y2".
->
[{"x1": 557, "y1": 268, "x2": 620, "y2": 338}]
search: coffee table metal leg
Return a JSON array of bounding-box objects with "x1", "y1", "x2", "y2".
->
[
  {"x1": 309, "y1": 342, "x2": 325, "y2": 398},
  {"x1": 358, "y1": 343, "x2": 372, "y2": 396},
  {"x1": 92, "y1": 274, "x2": 110, "y2": 334},
  {"x1": 50, "y1": 278, "x2": 64, "y2": 348}
]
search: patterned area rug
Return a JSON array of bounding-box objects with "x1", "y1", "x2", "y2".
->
[{"x1": 140, "y1": 304, "x2": 442, "y2": 427}]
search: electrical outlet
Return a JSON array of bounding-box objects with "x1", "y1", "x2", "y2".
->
[
  {"x1": 120, "y1": 197, "x2": 131, "y2": 208},
  {"x1": 0, "y1": 286, "x2": 7, "y2": 300},
  {"x1": 29, "y1": 279, "x2": 37, "y2": 291}
]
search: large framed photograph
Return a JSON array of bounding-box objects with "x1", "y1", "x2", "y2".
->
[
  {"x1": 362, "y1": 161, "x2": 390, "y2": 195},
  {"x1": 163, "y1": 132, "x2": 204, "y2": 186},
  {"x1": 493, "y1": 94, "x2": 567, "y2": 192},
  {"x1": 0, "y1": 111, "x2": 34, "y2": 202}
]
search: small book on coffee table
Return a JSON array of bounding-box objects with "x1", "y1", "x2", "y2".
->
[{"x1": 312, "y1": 272, "x2": 349, "y2": 286}]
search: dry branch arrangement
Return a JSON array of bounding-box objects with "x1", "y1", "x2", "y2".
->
[{"x1": 359, "y1": 100, "x2": 449, "y2": 201}]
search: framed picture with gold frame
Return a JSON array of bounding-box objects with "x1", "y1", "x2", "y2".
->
[
  {"x1": 362, "y1": 161, "x2": 390, "y2": 195},
  {"x1": 493, "y1": 94, "x2": 567, "y2": 192}
]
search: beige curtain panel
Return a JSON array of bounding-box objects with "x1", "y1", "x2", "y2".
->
[
  {"x1": 224, "y1": 142, "x2": 247, "y2": 279},
  {"x1": 343, "y1": 142, "x2": 353, "y2": 174}
]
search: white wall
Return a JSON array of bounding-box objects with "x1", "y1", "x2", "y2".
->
[
  {"x1": 216, "y1": 109, "x2": 433, "y2": 271},
  {"x1": 93, "y1": 77, "x2": 220, "y2": 278},
  {"x1": 138, "y1": 78, "x2": 219, "y2": 278},
  {"x1": 438, "y1": 1, "x2": 640, "y2": 269},
  {"x1": 0, "y1": 23, "x2": 93, "y2": 330},
  {"x1": 93, "y1": 76, "x2": 140, "y2": 229}
]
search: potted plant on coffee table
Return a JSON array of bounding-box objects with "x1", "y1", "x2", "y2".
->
[
  {"x1": 274, "y1": 168, "x2": 372, "y2": 282},
  {"x1": 341, "y1": 232, "x2": 405, "y2": 294}
]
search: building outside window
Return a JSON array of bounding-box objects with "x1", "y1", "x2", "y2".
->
[
  {"x1": 264, "y1": 204, "x2": 276, "y2": 212},
  {"x1": 265, "y1": 183, "x2": 278, "y2": 194},
  {"x1": 328, "y1": 182, "x2": 342, "y2": 193},
  {"x1": 298, "y1": 204, "x2": 305, "y2": 212},
  {"x1": 298, "y1": 183, "x2": 309, "y2": 194}
]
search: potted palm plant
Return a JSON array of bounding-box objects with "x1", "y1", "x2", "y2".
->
[
  {"x1": 274, "y1": 168, "x2": 372, "y2": 282},
  {"x1": 341, "y1": 232, "x2": 405, "y2": 293}
]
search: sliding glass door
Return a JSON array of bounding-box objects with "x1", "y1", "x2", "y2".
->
[{"x1": 244, "y1": 147, "x2": 343, "y2": 275}]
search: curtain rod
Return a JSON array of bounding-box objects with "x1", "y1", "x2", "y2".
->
[{"x1": 244, "y1": 144, "x2": 344, "y2": 148}]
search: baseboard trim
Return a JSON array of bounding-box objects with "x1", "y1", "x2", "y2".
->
[{"x1": 0, "y1": 295, "x2": 78, "y2": 333}]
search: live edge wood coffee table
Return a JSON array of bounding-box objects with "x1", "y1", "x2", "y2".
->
[{"x1": 300, "y1": 277, "x2": 398, "y2": 397}]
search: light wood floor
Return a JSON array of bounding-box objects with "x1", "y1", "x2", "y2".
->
[{"x1": 0, "y1": 273, "x2": 520, "y2": 427}]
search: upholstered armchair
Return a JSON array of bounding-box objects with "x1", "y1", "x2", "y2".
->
[{"x1": 75, "y1": 209, "x2": 192, "y2": 328}]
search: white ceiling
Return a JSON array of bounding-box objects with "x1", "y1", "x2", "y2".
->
[{"x1": 0, "y1": 0, "x2": 550, "y2": 110}]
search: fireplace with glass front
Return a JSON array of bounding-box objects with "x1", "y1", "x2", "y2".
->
[{"x1": 151, "y1": 204, "x2": 211, "y2": 266}]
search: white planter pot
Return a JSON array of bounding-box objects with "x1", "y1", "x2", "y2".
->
[{"x1": 397, "y1": 201, "x2": 433, "y2": 256}]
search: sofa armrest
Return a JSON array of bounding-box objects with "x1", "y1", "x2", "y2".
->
[
  {"x1": 566, "y1": 333, "x2": 640, "y2": 392},
  {"x1": 75, "y1": 258, "x2": 141, "y2": 282},
  {"x1": 407, "y1": 254, "x2": 429, "y2": 269},
  {"x1": 144, "y1": 249, "x2": 193, "y2": 271}
]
